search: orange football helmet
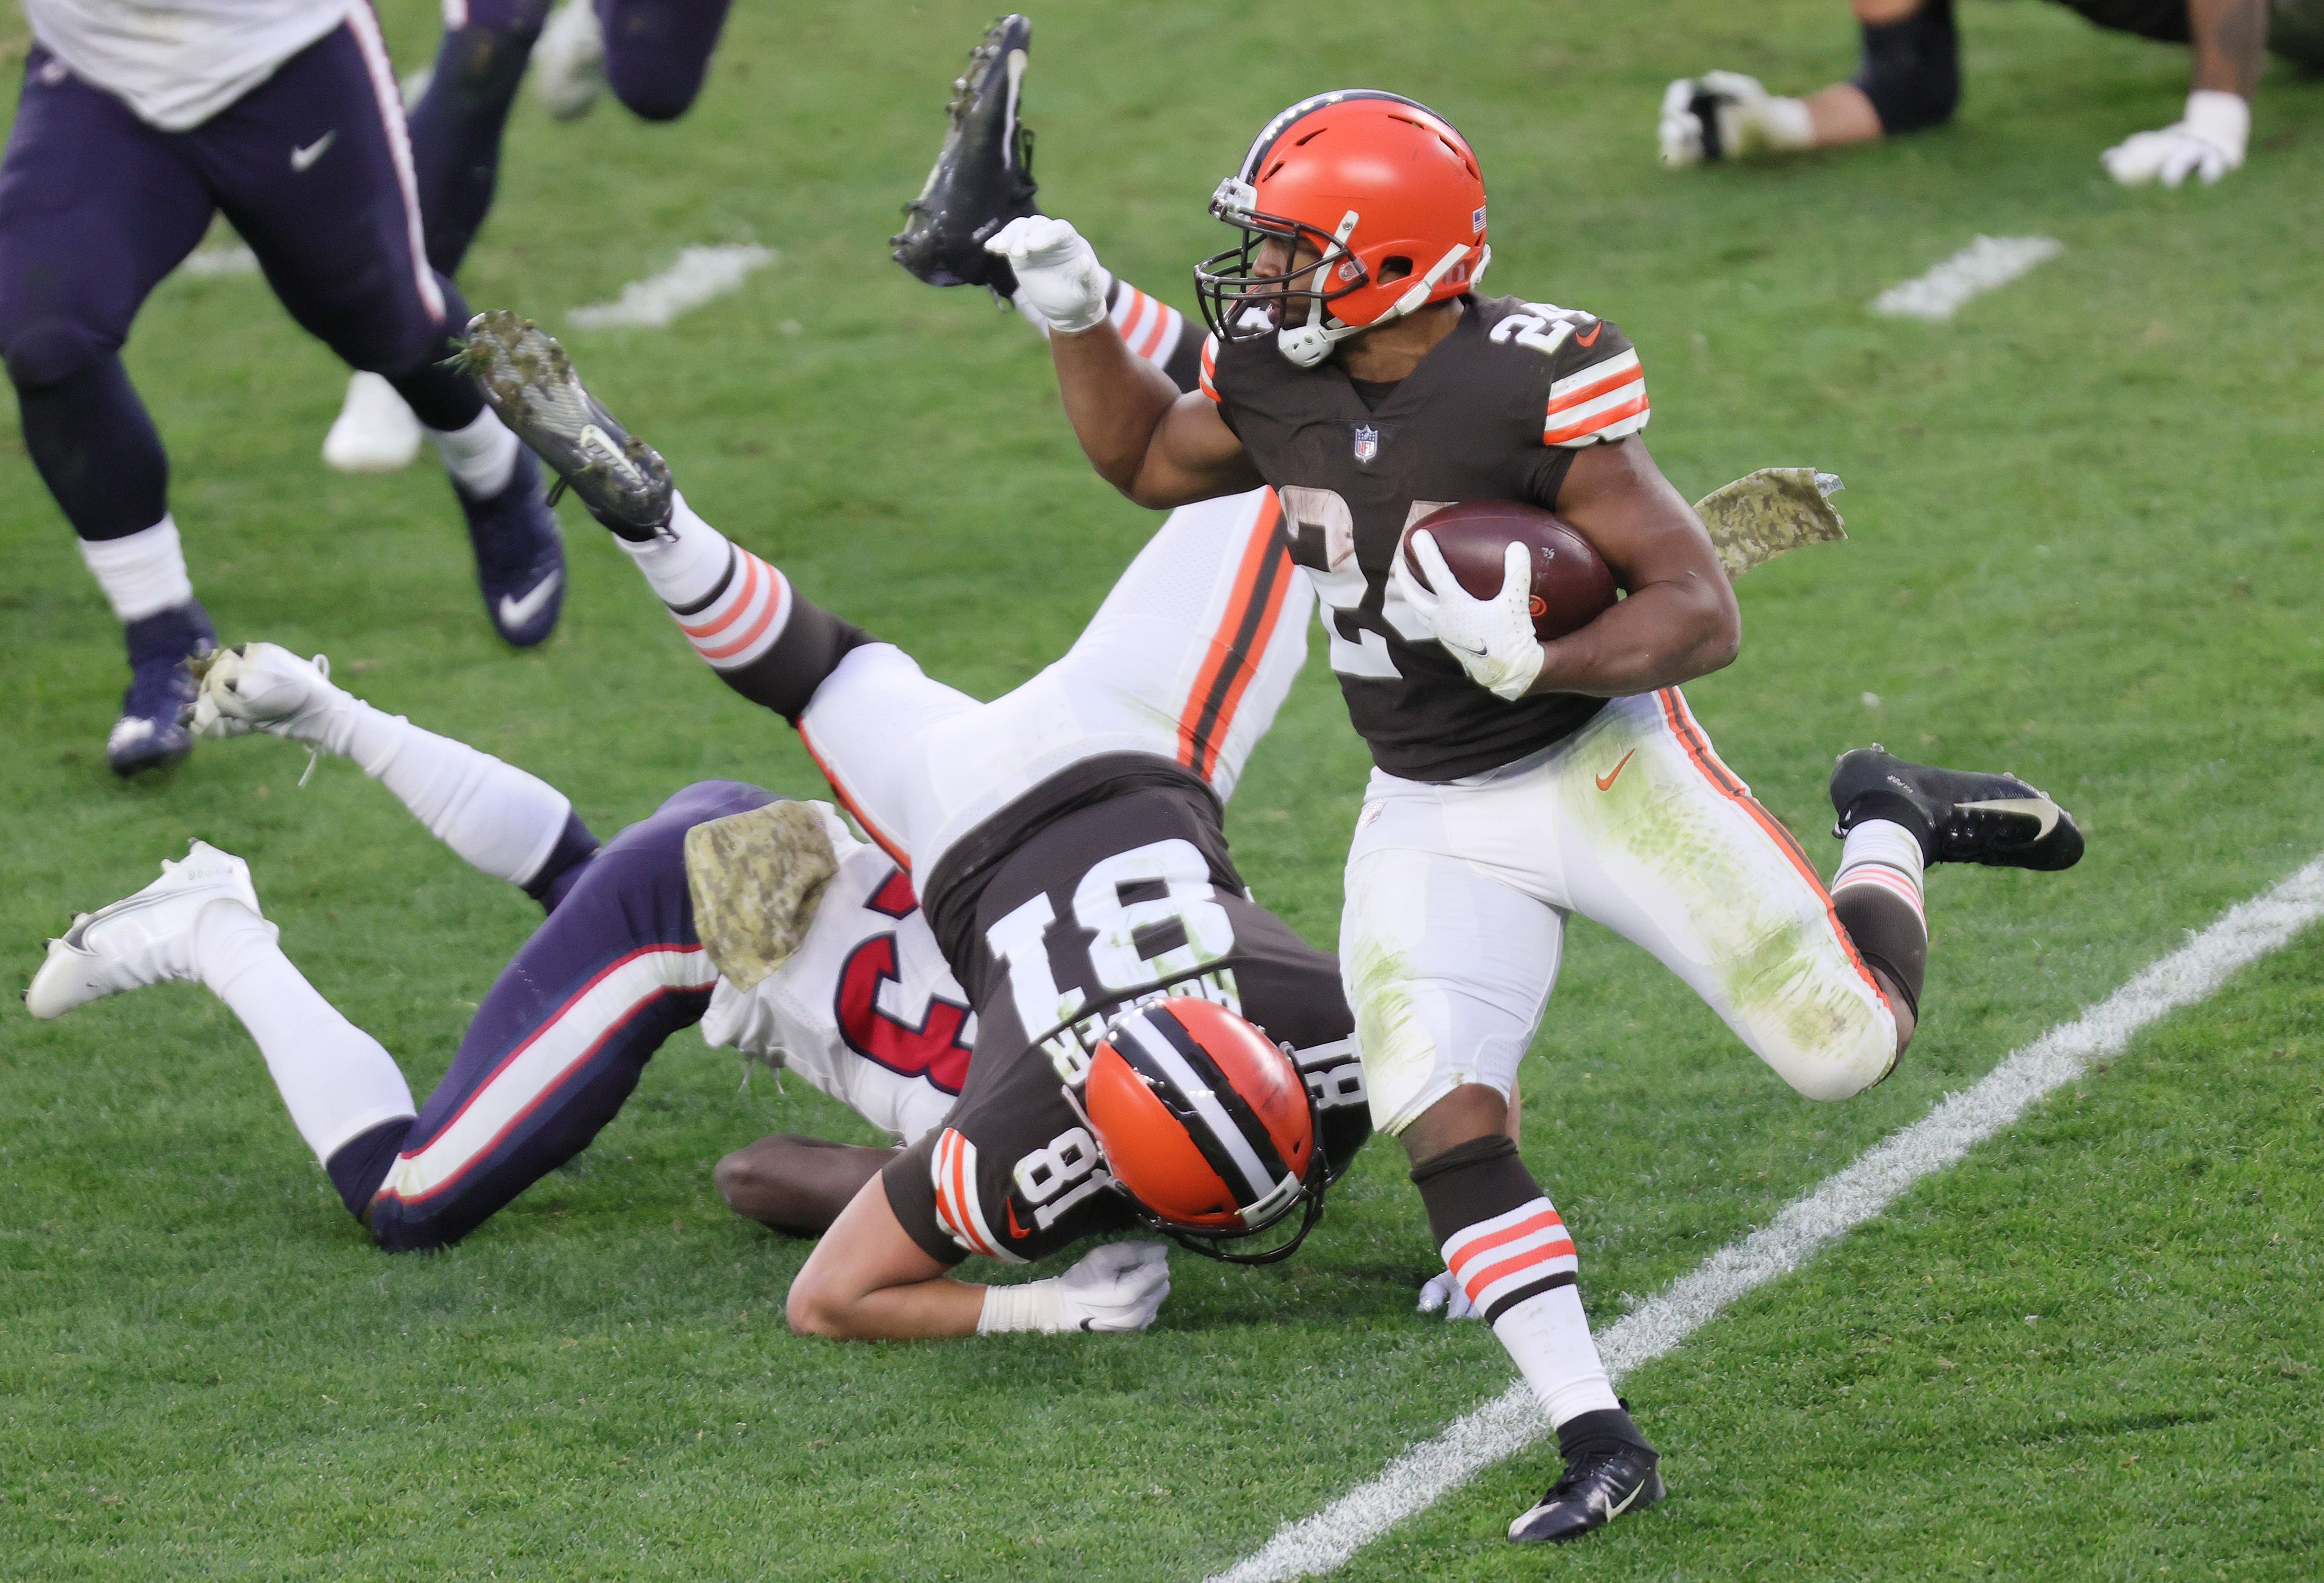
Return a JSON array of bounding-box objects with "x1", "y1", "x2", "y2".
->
[
  {"x1": 1081, "y1": 997, "x2": 1327, "y2": 1263},
  {"x1": 1196, "y1": 90, "x2": 1491, "y2": 368}
]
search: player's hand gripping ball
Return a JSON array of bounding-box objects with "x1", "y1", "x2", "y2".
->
[{"x1": 1393, "y1": 501, "x2": 1616, "y2": 701}]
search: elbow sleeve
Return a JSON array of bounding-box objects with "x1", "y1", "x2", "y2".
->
[{"x1": 1851, "y1": 0, "x2": 1960, "y2": 134}]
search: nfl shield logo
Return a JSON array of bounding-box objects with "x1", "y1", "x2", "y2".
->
[{"x1": 1352, "y1": 425, "x2": 1380, "y2": 464}]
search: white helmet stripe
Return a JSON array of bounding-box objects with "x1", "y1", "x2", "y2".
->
[{"x1": 1120, "y1": 1014, "x2": 1279, "y2": 1203}]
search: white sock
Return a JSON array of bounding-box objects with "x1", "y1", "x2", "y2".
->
[
  {"x1": 195, "y1": 905, "x2": 416, "y2": 1163},
  {"x1": 429, "y1": 407, "x2": 522, "y2": 498},
  {"x1": 621, "y1": 491, "x2": 737, "y2": 608},
  {"x1": 332, "y1": 702, "x2": 574, "y2": 887},
  {"x1": 78, "y1": 516, "x2": 195, "y2": 621},
  {"x1": 1762, "y1": 95, "x2": 1815, "y2": 151},
  {"x1": 1833, "y1": 817, "x2": 1928, "y2": 927},
  {"x1": 1494, "y1": 1284, "x2": 1622, "y2": 1425}
]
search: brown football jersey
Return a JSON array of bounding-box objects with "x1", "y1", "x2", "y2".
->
[
  {"x1": 1201, "y1": 292, "x2": 1651, "y2": 782},
  {"x1": 882, "y1": 756, "x2": 1370, "y2": 1267}
]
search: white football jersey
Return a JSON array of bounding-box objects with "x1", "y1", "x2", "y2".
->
[
  {"x1": 26, "y1": 0, "x2": 352, "y2": 130},
  {"x1": 699, "y1": 813, "x2": 973, "y2": 1146}
]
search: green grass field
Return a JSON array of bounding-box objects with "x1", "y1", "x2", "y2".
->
[{"x1": 5, "y1": 1, "x2": 2322, "y2": 1576}]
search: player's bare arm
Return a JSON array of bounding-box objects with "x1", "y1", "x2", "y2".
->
[
  {"x1": 716, "y1": 1136, "x2": 898, "y2": 1236},
  {"x1": 1530, "y1": 437, "x2": 1741, "y2": 699},
  {"x1": 786, "y1": 1178, "x2": 988, "y2": 1338},
  {"x1": 986, "y1": 216, "x2": 1262, "y2": 507}
]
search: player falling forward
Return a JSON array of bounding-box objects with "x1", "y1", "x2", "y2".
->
[
  {"x1": 0, "y1": 0, "x2": 566, "y2": 775},
  {"x1": 448, "y1": 309, "x2": 1370, "y2": 1338},
  {"x1": 326, "y1": 0, "x2": 736, "y2": 470},
  {"x1": 902, "y1": 62, "x2": 2084, "y2": 1540}
]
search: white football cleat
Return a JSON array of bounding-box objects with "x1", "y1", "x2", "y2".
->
[
  {"x1": 188, "y1": 643, "x2": 356, "y2": 748},
  {"x1": 25, "y1": 841, "x2": 270, "y2": 1020},
  {"x1": 323, "y1": 372, "x2": 424, "y2": 473},
  {"x1": 535, "y1": 0, "x2": 606, "y2": 121}
]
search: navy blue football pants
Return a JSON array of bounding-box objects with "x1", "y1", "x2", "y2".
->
[
  {"x1": 332, "y1": 780, "x2": 776, "y2": 1253},
  {"x1": 0, "y1": 20, "x2": 482, "y2": 543},
  {"x1": 414, "y1": 0, "x2": 733, "y2": 274}
]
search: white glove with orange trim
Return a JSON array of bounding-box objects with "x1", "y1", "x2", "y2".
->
[
  {"x1": 976, "y1": 1240, "x2": 1170, "y2": 1333},
  {"x1": 1392, "y1": 531, "x2": 1545, "y2": 702},
  {"x1": 985, "y1": 215, "x2": 1109, "y2": 334}
]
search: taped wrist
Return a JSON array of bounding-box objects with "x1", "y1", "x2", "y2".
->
[
  {"x1": 977, "y1": 1278, "x2": 1063, "y2": 1333},
  {"x1": 1851, "y1": 0, "x2": 1959, "y2": 134}
]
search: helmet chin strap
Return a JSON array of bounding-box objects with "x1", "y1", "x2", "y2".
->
[{"x1": 1276, "y1": 237, "x2": 1479, "y2": 369}]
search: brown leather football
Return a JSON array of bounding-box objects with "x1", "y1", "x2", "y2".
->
[{"x1": 1403, "y1": 501, "x2": 1617, "y2": 640}]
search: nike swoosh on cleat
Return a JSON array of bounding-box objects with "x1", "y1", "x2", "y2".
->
[
  {"x1": 497, "y1": 571, "x2": 562, "y2": 631},
  {"x1": 1596, "y1": 748, "x2": 1637, "y2": 792},
  {"x1": 1956, "y1": 796, "x2": 2060, "y2": 839},
  {"x1": 291, "y1": 131, "x2": 336, "y2": 172}
]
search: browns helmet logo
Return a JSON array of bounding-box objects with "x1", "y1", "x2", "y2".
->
[{"x1": 1080, "y1": 997, "x2": 1328, "y2": 1264}]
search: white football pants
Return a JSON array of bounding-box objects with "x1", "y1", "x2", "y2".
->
[
  {"x1": 1345, "y1": 687, "x2": 1897, "y2": 1134},
  {"x1": 796, "y1": 489, "x2": 1309, "y2": 879}
]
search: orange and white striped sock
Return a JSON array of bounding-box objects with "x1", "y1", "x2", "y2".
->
[
  {"x1": 1832, "y1": 817, "x2": 1929, "y2": 1015},
  {"x1": 1414, "y1": 1134, "x2": 1621, "y2": 1426},
  {"x1": 620, "y1": 492, "x2": 789, "y2": 673}
]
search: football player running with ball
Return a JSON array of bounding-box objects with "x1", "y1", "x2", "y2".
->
[{"x1": 922, "y1": 89, "x2": 2083, "y2": 1540}]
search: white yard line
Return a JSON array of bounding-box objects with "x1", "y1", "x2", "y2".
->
[
  {"x1": 179, "y1": 245, "x2": 259, "y2": 278},
  {"x1": 566, "y1": 244, "x2": 776, "y2": 330},
  {"x1": 1871, "y1": 234, "x2": 2063, "y2": 321},
  {"x1": 1212, "y1": 854, "x2": 2324, "y2": 1583}
]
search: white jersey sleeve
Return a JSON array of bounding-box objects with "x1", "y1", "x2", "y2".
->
[
  {"x1": 25, "y1": 0, "x2": 351, "y2": 130},
  {"x1": 699, "y1": 819, "x2": 973, "y2": 1146}
]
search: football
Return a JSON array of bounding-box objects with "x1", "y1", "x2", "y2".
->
[{"x1": 1403, "y1": 500, "x2": 1618, "y2": 640}]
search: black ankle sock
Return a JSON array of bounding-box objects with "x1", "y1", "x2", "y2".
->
[
  {"x1": 1844, "y1": 790, "x2": 1935, "y2": 861},
  {"x1": 1557, "y1": 1403, "x2": 1652, "y2": 1463}
]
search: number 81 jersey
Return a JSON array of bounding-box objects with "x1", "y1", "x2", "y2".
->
[
  {"x1": 882, "y1": 768, "x2": 1371, "y2": 1266},
  {"x1": 1202, "y1": 292, "x2": 1651, "y2": 783}
]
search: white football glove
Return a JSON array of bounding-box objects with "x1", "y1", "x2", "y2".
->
[
  {"x1": 1417, "y1": 1270, "x2": 1481, "y2": 1321},
  {"x1": 188, "y1": 643, "x2": 354, "y2": 747},
  {"x1": 1658, "y1": 72, "x2": 1813, "y2": 167},
  {"x1": 1391, "y1": 531, "x2": 1545, "y2": 702},
  {"x1": 2101, "y1": 90, "x2": 2249, "y2": 188},
  {"x1": 984, "y1": 215, "x2": 1109, "y2": 334},
  {"x1": 976, "y1": 1240, "x2": 1170, "y2": 1334}
]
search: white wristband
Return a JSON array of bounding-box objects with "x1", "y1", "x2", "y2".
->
[
  {"x1": 2183, "y1": 89, "x2": 2249, "y2": 162},
  {"x1": 976, "y1": 1278, "x2": 1064, "y2": 1334},
  {"x1": 1761, "y1": 95, "x2": 1814, "y2": 151}
]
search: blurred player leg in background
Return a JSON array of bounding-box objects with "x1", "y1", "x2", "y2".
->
[
  {"x1": 330, "y1": 0, "x2": 734, "y2": 467},
  {"x1": 0, "y1": 21, "x2": 564, "y2": 780},
  {"x1": 1657, "y1": 0, "x2": 2279, "y2": 187}
]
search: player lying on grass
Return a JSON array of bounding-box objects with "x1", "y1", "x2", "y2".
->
[
  {"x1": 26, "y1": 325, "x2": 1371, "y2": 1342},
  {"x1": 1658, "y1": 0, "x2": 2324, "y2": 188},
  {"x1": 893, "y1": 48, "x2": 2087, "y2": 1541}
]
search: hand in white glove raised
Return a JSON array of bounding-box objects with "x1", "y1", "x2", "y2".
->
[
  {"x1": 977, "y1": 1239, "x2": 1170, "y2": 1334},
  {"x1": 984, "y1": 215, "x2": 1109, "y2": 334},
  {"x1": 1417, "y1": 1270, "x2": 1481, "y2": 1321},
  {"x1": 2101, "y1": 90, "x2": 2249, "y2": 188},
  {"x1": 1391, "y1": 530, "x2": 1545, "y2": 702}
]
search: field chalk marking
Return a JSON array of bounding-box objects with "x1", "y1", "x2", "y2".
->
[
  {"x1": 568, "y1": 243, "x2": 776, "y2": 330},
  {"x1": 1871, "y1": 234, "x2": 2062, "y2": 321},
  {"x1": 180, "y1": 245, "x2": 259, "y2": 278},
  {"x1": 1212, "y1": 854, "x2": 2324, "y2": 1583}
]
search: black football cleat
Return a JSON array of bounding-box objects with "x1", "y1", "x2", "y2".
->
[
  {"x1": 1831, "y1": 746, "x2": 2084, "y2": 872},
  {"x1": 890, "y1": 14, "x2": 1037, "y2": 296},
  {"x1": 454, "y1": 449, "x2": 566, "y2": 647},
  {"x1": 1507, "y1": 1441, "x2": 1665, "y2": 1543},
  {"x1": 461, "y1": 310, "x2": 672, "y2": 542},
  {"x1": 107, "y1": 600, "x2": 216, "y2": 776}
]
